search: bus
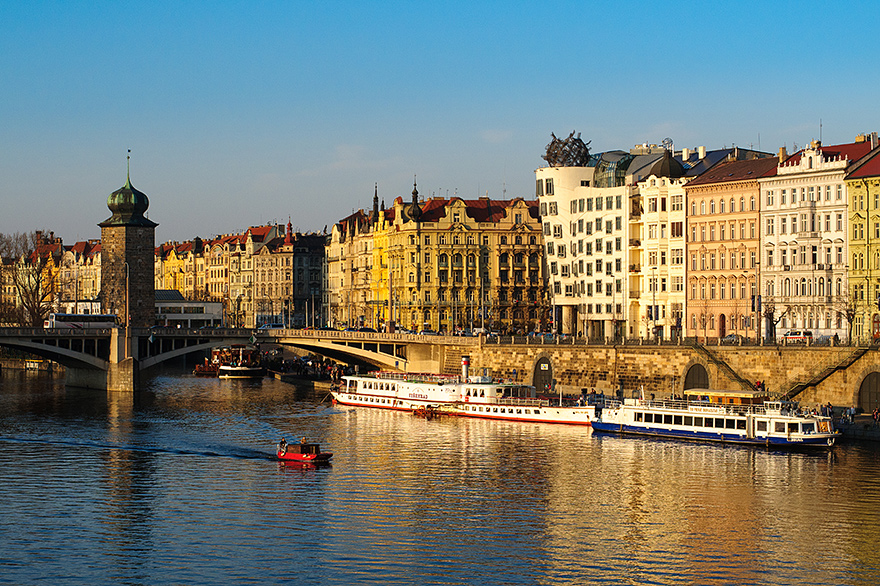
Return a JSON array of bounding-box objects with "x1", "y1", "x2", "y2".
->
[{"x1": 44, "y1": 313, "x2": 119, "y2": 329}]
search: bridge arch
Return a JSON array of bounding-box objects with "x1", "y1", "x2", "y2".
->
[
  {"x1": 858, "y1": 371, "x2": 880, "y2": 413},
  {"x1": 683, "y1": 363, "x2": 709, "y2": 391},
  {"x1": 0, "y1": 339, "x2": 107, "y2": 370},
  {"x1": 531, "y1": 354, "x2": 553, "y2": 393}
]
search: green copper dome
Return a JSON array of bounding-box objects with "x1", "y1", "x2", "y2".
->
[{"x1": 99, "y1": 173, "x2": 158, "y2": 228}]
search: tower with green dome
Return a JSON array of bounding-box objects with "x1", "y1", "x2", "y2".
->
[{"x1": 98, "y1": 159, "x2": 158, "y2": 329}]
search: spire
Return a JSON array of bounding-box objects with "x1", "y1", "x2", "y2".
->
[
  {"x1": 125, "y1": 149, "x2": 132, "y2": 188},
  {"x1": 285, "y1": 216, "x2": 293, "y2": 245},
  {"x1": 372, "y1": 182, "x2": 379, "y2": 222},
  {"x1": 409, "y1": 175, "x2": 422, "y2": 221}
]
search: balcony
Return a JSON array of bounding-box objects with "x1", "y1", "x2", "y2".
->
[
  {"x1": 629, "y1": 264, "x2": 641, "y2": 273},
  {"x1": 629, "y1": 239, "x2": 641, "y2": 247}
]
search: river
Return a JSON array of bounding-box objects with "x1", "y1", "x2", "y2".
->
[{"x1": 1, "y1": 369, "x2": 879, "y2": 585}]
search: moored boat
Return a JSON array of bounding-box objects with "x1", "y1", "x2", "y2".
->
[
  {"x1": 276, "y1": 438, "x2": 333, "y2": 464},
  {"x1": 217, "y1": 344, "x2": 265, "y2": 379},
  {"x1": 331, "y1": 357, "x2": 594, "y2": 426},
  {"x1": 591, "y1": 388, "x2": 838, "y2": 448}
]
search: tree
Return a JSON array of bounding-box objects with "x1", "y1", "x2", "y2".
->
[
  {"x1": 0, "y1": 231, "x2": 61, "y2": 327},
  {"x1": 761, "y1": 297, "x2": 791, "y2": 343},
  {"x1": 834, "y1": 291, "x2": 859, "y2": 345}
]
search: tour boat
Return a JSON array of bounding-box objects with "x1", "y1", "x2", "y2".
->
[
  {"x1": 276, "y1": 439, "x2": 333, "y2": 464},
  {"x1": 217, "y1": 344, "x2": 266, "y2": 378},
  {"x1": 590, "y1": 388, "x2": 839, "y2": 448},
  {"x1": 332, "y1": 357, "x2": 595, "y2": 426}
]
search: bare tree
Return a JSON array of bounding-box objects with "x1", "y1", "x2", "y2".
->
[
  {"x1": 0, "y1": 231, "x2": 61, "y2": 327},
  {"x1": 762, "y1": 297, "x2": 791, "y2": 343},
  {"x1": 834, "y1": 292, "x2": 859, "y2": 345}
]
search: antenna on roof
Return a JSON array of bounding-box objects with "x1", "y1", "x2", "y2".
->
[{"x1": 820, "y1": 118, "x2": 823, "y2": 143}]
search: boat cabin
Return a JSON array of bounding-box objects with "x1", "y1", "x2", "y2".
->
[
  {"x1": 285, "y1": 442, "x2": 323, "y2": 456},
  {"x1": 684, "y1": 388, "x2": 768, "y2": 406}
]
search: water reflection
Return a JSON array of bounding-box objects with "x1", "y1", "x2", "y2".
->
[{"x1": 2, "y1": 371, "x2": 880, "y2": 585}]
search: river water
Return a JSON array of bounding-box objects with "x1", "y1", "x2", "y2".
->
[{"x1": 1, "y1": 369, "x2": 880, "y2": 585}]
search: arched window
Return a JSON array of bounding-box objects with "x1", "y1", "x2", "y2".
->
[
  {"x1": 750, "y1": 196, "x2": 755, "y2": 211},
  {"x1": 439, "y1": 253, "x2": 448, "y2": 266},
  {"x1": 730, "y1": 198, "x2": 735, "y2": 212},
  {"x1": 740, "y1": 197, "x2": 745, "y2": 211},
  {"x1": 784, "y1": 278, "x2": 791, "y2": 296},
  {"x1": 720, "y1": 200, "x2": 726, "y2": 213},
  {"x1": 453, "y1": 253, "x2": 463, "y2": 266},
  {"x1": 691, "y1": 201, "x2": 696, "y2": 215},
  {"x1": 710, "y1": 200, "x2": 716, "y2": 214},
  {"x1": 700, "y1": 201, "x2": 706, "y2": 214}
]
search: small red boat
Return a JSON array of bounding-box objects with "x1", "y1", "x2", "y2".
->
[{"x1": 276, "y1": 439, "x2": 333, "y2": 464}]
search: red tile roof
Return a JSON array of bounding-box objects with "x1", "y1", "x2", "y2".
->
[
  {"x1": 848, "y1": 149, "x2": 880, "y2": 179},
  {"x1": 681, "y1": 157, "x2": 780, "y2": 187},
  {"x1": 782, "y1": 140, "x2": 874, "y2": 167}
]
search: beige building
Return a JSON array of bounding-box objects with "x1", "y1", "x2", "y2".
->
[{"x1": 685, "y1": 157, "x2": 780, "y2": 342}]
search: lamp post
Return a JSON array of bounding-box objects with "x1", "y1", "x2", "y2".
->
[{"x1": 123, "y1": 261, "x2": 130, "y2": 359}]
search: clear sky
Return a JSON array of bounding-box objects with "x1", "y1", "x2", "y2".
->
[{"x1": 2, "y1": 1, "x2": 878, "y2": 244}]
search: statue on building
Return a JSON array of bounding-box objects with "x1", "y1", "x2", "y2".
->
[{"x1": 543, "y1": 131, "x2": 591, "y2": 167}]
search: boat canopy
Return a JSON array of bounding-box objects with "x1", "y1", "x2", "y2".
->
[{"x1": 684, "y1": 388, "x2": 768, "y2": 405}]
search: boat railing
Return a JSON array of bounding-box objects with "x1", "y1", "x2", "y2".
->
[
  {"x1": 493, "y1": 397, "x2": 548, "y2": 407},
  {"x1": 606, "y1": 397, "x2": 831, "y2": 420}
]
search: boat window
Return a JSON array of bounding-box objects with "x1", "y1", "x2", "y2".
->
[
  {"x1": 802, "y1": 422, "x2": 815, "y2": 433},
  {"x1": 480, "y1": 390, "x2": 485, "y2": 397},
  {"x1": 725, "y1": 419, "x2": 736, "y2": 429},
  {"x1": 635, "y1": 412, "x2": 643, "y2": 422},
  {"x1": 534, "y1": 410, "x2": 540, "y2": 415},
  {"x1": 716, "y1": 418, "x2": 726, "y2": 428},
  {"x1": 644, "y1": 413, "x2": 653, "y2": 423},
  {"x1": 525, "y1": 410, "x2": 530, "y2": 414},
  {"x1": 788, "y1": 422, "x2": 799, "y2": 433},
  {"x1": 775, "y1": 421, "x2": 785, "y2": 433},
  {"x1": 664, "y1": 414, "x2": 673, "y2": 424},
  {"x1": 516, "y1": 409, "x2": 522, "y2": 414},
  {"x1": 736, "y1": 420, "x2": 746, "y2": 430},
  {"x1": 693, "y1": 417, "x2": 703, "y2": 427},
  {"x1": 684, "y1": 416, "x2": 693, "y2": 426},
  {"x1": 673, "y1": 415, "x2": 682, "y2": 425},
  {"x1": 757, "y1": 421, "x2": 768, "y2": 432},
  {"x1": 493, "y1": 408, "x2": 498, "y2": 413}
]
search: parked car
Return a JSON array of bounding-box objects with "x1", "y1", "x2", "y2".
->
[
  {"x1": 720, "y1": 334, "x2": 743, "y2": 345},
  {"x1": 357, "y1": 327, "x2": 377, "y2": 333},
  {"x1": 258, "y1": 323, "x2": 285, "y2": 330},
  {"x1": 783, "y1": 330, "x2": 813, "y2": 344},
  {"x1": 418, "y1": 330, "x2": 439, "y2": 336}
]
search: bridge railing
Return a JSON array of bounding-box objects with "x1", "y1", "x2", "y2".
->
[
  {"x1": 264, "y1": 328, "x2": 481, "y2": 345},
  {"x1": 0, "y1": 327, "x2": 115, "y2": 336}
]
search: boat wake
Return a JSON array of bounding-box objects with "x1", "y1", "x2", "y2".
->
[{"x1": 0, "y1": 435, "x2": 277, "y2": 461}]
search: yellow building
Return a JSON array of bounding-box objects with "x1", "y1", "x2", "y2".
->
[
  {"x1": 328, "y1": 183, "x2": 546, "y2": 334},
  {"x1": 847, "y1": 147, "x2": 880, "y2": 342}
]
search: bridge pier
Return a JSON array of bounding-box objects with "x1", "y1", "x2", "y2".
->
[{"x1": 65, "y1": 329, "x2": 140, "y2": 392}]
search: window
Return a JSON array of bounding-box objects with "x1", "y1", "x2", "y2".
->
[{"x1": 545, "y1": 178, "x2": 554, "y2": 195}]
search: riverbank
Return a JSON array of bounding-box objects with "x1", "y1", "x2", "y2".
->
[{"x1": 838, "y1": 415, "x2": 880, "y2": 443}]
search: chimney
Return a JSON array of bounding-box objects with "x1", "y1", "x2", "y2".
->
[
  {"x1": 698, "y1": 146, "x2": 706, "y2": 159},
  {"x1": 462, "y1": 355, "x2": 470, "y2": 380},
  {"x1": 872, "y1": 132, "x2": 879, "y2": 149},
  {"x1": 778, "y1": 146, "x2": 788, "y2": 163},
  {"x1": 682, "y1": 147, "x2": 690, "y2": 161}
]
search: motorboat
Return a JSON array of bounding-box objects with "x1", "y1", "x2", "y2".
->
[{"x1": 276, "y1": 439, "x2": 333, "y2": 464}]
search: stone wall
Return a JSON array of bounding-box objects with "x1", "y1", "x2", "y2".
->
[
  {"x1": 446, "y1": 341, "x2": 880, "y2": 409},
  {"x1": 101, "y1": 225, "x2": 155, "y2": 328}
]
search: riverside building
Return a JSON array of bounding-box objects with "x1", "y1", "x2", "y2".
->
[{"x1": 759, "y1": 135, "x2": 879, "y2": 342}]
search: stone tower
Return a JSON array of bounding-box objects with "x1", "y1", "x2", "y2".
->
[{"x1": 98, "y1": 165, "x2": 158, "y2": 328}]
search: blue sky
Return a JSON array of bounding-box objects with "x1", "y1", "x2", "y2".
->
[{"x1": 2, "y1": 1, "x2": 878, "y2": 243}]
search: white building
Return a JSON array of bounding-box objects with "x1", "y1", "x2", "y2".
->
[
  {"x1": 536, "y1": 142, "x2": 664, "y2": 339},
  {"x1": 759, "y1": 135, "x2": 878, "y2": 341}
]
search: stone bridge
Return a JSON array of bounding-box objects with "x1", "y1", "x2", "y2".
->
[{"x1": 2, "y1": 327, "x2": 880, "y2": 411}]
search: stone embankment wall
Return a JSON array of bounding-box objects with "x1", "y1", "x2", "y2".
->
[{"x1": 448, "y1": 342, "x2": 879, "y2": 408}]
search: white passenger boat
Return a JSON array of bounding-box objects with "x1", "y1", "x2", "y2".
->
[
  {"x1": 332, "y1": 357, "x2": 594, "y2": 426},
  {"x1": 591, "y1": 388, "x2": 838, "y2": 448}
]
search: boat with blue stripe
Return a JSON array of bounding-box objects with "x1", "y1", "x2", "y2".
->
[{"x1": 591, "y1": 388, "x2": 838, "y2": 448}]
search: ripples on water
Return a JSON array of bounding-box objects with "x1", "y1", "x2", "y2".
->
[{"x1": 1, "y1": 369, "x2": 880, "y2": 585}]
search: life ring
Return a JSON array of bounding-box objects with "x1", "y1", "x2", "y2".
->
[{"x1": 827, "y1": 438, "x2": 834, "y2": 446}]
